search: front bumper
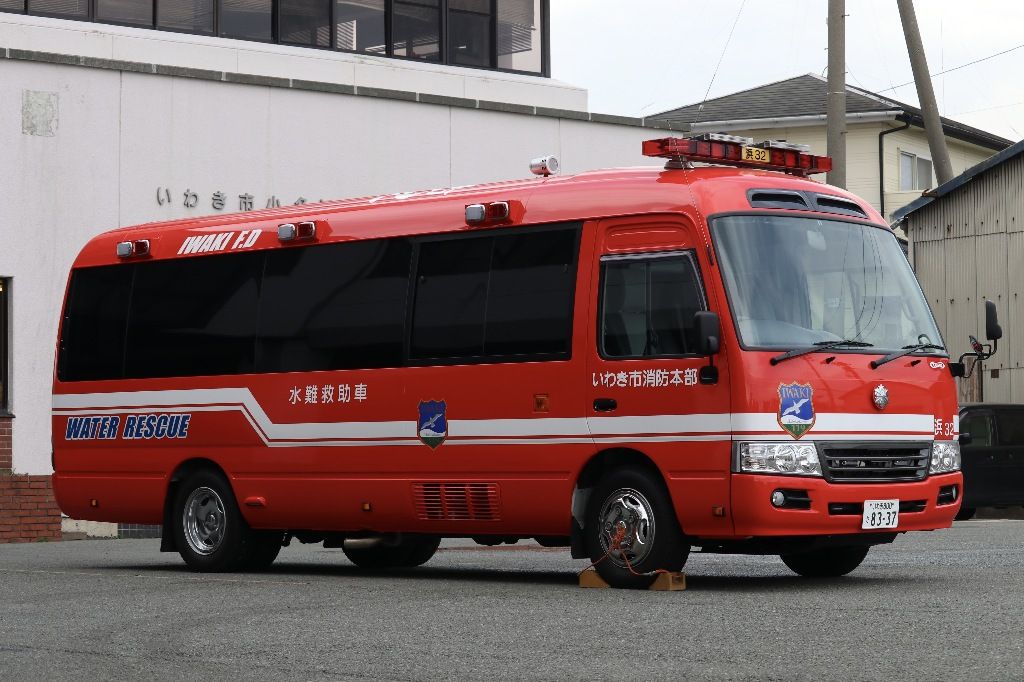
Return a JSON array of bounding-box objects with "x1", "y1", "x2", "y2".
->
[{"x1": 731, "y1": 471, "x2": 962, "y2": 536}]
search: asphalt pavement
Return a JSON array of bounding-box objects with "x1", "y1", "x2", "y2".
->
[{"x1": 1, "y1": 520, "x2": 1022, "y2": 681}]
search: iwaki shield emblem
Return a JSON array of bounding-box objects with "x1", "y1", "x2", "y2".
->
[
  {"x1": 418, "y1": 400, "x2": 447, "y2": 449},
  {"x1": 777, "y1": 383, "x2": 815, "y2": 439}
]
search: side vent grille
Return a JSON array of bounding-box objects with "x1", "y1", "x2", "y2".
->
[{"x1": 413, "y1": 483, "x2": 501, "y2": 521}]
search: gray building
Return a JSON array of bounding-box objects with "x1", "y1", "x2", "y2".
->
[{"x1": 893, "y1": 139, "x2": 1024, "y2": 404}]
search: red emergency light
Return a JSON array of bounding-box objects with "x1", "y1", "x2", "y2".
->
[{"x1": 642, "y1": 134, "x2": 833, "y2": 176}]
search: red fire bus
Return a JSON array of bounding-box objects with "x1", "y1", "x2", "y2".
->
[{"x1": 52, "y1": 134, "x2": 999, "y2": 588}]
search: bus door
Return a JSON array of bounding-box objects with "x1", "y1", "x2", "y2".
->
[{"x1": 586, "y1": 215, "x2": 733, "y2": 536}]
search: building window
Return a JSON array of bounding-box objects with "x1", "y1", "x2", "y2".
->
[
  {"x1": 7, "y1": 0, "x2": 548, "y2": 75},
  {"x1": 280, "y1": 0, "x2": 331, "y2": 47},
  {"x1": 899, "y1": 151, "x2": 934, "y2": 191},
  {"x1": 158, "y1": 0, "x2": 214, "y2": 33},
  {"x1": 219, "y1": 0, "x2": 273, "y2": 41},
  {"x1": 335, "y1": 0, "x2": 386, "y2": 53},
  {"x1": 0, "y1": 279, "x2": 7, "y2": 411}
]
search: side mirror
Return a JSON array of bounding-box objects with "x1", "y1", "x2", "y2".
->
[
  {"x1": 694, "y1": 311, "x2": 720, "y2": 356},
  {"x1": 949, "y1": 362, "x2": 966, "y2": 378},
  {"x1": 985, "y1": 300, "x2": 1002, "y2": 341}
]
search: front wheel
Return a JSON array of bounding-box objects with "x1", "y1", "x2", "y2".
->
[
  {"x1": 584, "y1": 467, "x2": 689, "y2": 589},
  {"x1": 955, "y1": 506, "x2": 977, "y2": 521},
  {"x1": 781, "y1": 546, "x2": 869, "y2": 578}
]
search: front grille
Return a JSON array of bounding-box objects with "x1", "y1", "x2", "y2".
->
[
  {"x1": 412, "y1": 482, "x2": 501, "y2": 521},
  {"x1": 820, "y1": 444, "x2": 930, "y2": 483}
]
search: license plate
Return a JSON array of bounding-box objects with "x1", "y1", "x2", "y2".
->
[
  {"x1": 862, "y1": 499, "x2": 899, "y2": 529},
  {"x1": 741, "y1": 146, "x2": 770, "y2": 163}
]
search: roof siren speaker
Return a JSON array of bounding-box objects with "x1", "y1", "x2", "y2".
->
[{"x1": 530, "y1": 155, "x2": 559, "y2": 177}]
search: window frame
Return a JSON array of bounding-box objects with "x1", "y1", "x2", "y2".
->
[
  {"x1": 898, "y1": 149, "x2": 934, "y2": 192},
  {"x1": 0, "y1": 278, "x2": 9, "y2": 415},
  {"x1": 597, "y1": 250, "x2": 708, "y2": 361},
  {"x1": 405, "y1": 222, "x2": 582, "y2": 367}
]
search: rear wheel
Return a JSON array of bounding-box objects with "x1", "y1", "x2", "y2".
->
[
  {"x1": 781, "y1": 546, "x2": 869, "y2": 578},
  {"x1": 172, "y1": 469, "x2": 276, "y2": 572},
  {"x1": 584, "y1": 467, "x2": 689, "y2": 589},
  {"x1": 342, "y1": 534, "x2": 441, "y2": 569}
]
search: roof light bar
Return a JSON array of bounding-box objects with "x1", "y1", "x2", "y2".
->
[{"x1": 642, "y1": 135, "x2": 832, "y2": 176}]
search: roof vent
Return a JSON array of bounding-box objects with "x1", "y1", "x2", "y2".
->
[
  {"x1": 814, "y1": 195, "x2": 868, "y2": 218},
  {"x1": 748, "y1": 190, "x2": 809, "y2": 210}
]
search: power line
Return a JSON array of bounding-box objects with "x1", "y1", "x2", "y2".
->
[
  {"x1": 692, "y1": 0, "x2": 747, "y2": 124},
  {"x1": 876, "y1": 41, "x2": 1024, "y2": 94}
]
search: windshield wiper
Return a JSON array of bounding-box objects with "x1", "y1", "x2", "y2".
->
[
  {"x1": 870, "y1": 343, "x2": 946, "y2": 369},
  {"x1": 770, "y1": 340, "x2": 875, "y2": 365}
]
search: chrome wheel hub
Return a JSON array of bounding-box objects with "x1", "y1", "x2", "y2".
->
[
  {"x1": 183, "y1": 487, "x2": 226, "y2": 556},
  {"x1": 598, "y1": 487, "x2": 655, "y2": 568}
]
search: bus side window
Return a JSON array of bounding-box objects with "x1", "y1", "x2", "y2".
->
[
  {"x1": 600, "y1": 252, "x2": 706, "y2": 359},
  {"x1": 961, "y1": 413, "x2": 993, "y2": 447},
  {"x1": 59, "y1": 264, "x2": 134, "y2": 381},
  {"x1": 410, "y1": 225, "x2": 580, "y2": 362}
]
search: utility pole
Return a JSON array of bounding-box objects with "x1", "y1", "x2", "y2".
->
[
  {"x1": 897, "y1": 0, "x2": 954, "y2": 185},
  {"x1": 826, "y1": 0, "x2": 846, "y2": 188}
]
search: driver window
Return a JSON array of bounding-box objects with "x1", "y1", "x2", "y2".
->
[{"x1": 600, "y1": 253, "x2": 706, "y2": 358}]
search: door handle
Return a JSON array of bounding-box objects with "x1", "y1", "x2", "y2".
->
[{"x1": 593, "y1": 398, "x2": 617, "y2": 412}]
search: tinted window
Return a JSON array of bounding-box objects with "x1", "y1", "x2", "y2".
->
[
  {"x1": 157, "y1": 0, "x2": 214, "y2": 32},
  {"x1": 95, "y1": 0, "x2": 152, "y2": 24},
  {"x1": 219, "y1": 0, "x2": 271, "y2": 40},
  {"x1": 335, "y1": 0, "x2": 385, "y2": 53},
  {"x1": 259, "y1": 239, "x2": 412, "y2": 372},
  {"x1": 0, "y1": 0, "x2": 24, "y2": 10},
  {"x1": 280, "y1": 0, "x2": 331, "y2": 46},
  {"x1": 496, "y1": 0, "x2": 542, "y2": 73},
  {"x1": 411, "y1": 236, "x2": 491, "y2": 359},
  {"x1": 448, "y1": 0, "x2": 490, "y2": 66},
  {"x1": 27, "y1": 0, "x2": 87, "y2": 16},
  {"x1": 59, "y1": 265, "x2": 133, "y2": 382},
  {"x1": 961, "y1": 412, "x2": 993, "y2": 448},
  {"x1": 601, "y1": 254, "x2": 705, "y2": 358},
  {"x1": 392, "y1": 0, "x2": 440, "y2": 60},
  {"x1": 484, "y1": 230, "x2": 577, "y2": 356},
  {"x1": 996, "y1": 410, "x2": 1024, "y2": 447},
  {"x1": 125, "y1": 252, "x2": 263, "y2": 378}
]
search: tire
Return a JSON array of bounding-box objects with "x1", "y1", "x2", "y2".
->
[
  {"x1": 955, "y1": 506, "x2": 977, "y2": 521},
  {"x1": 172, "y1": 469, "x2": 266, "y2": 572},
  {"x1": 240, "y1": 531, "x2": 284, "y2": 571},
  {"x1": 781, "y1": 546, "x2": 869, "y2": 578},
  {"x1": 342, "y1": 534, "x2": 441, "y2": 569},
  {"x1": 584, "y1": 467, "x2": 689, "y2": 589}
]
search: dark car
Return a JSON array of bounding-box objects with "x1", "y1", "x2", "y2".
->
[{"x1": 957, "y1": 404, "x2": 1024, "y2": 520}]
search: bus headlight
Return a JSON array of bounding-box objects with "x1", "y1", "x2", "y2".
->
[
  {"x1": 736, "y1": 442, "x2": 822, "y2": 476},
  {"x1": 930, "y1": 441, "x2": 961, "y2": 474}
]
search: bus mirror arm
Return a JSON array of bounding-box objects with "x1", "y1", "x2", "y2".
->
[{"x1": 694, "y1": 311, "x2": 721, "y2": 385}]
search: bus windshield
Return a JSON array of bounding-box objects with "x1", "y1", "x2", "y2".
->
[{"x1": 712, "y1": 214, "x2": 943, "y2": 353}]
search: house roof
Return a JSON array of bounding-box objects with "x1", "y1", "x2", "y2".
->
[
  {"x1": 650, "y1": 74, "x2": 1012, "y2": 152},
  {"x1": 891, "y1": 137, "x2": 1024, "y2": 222}
]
